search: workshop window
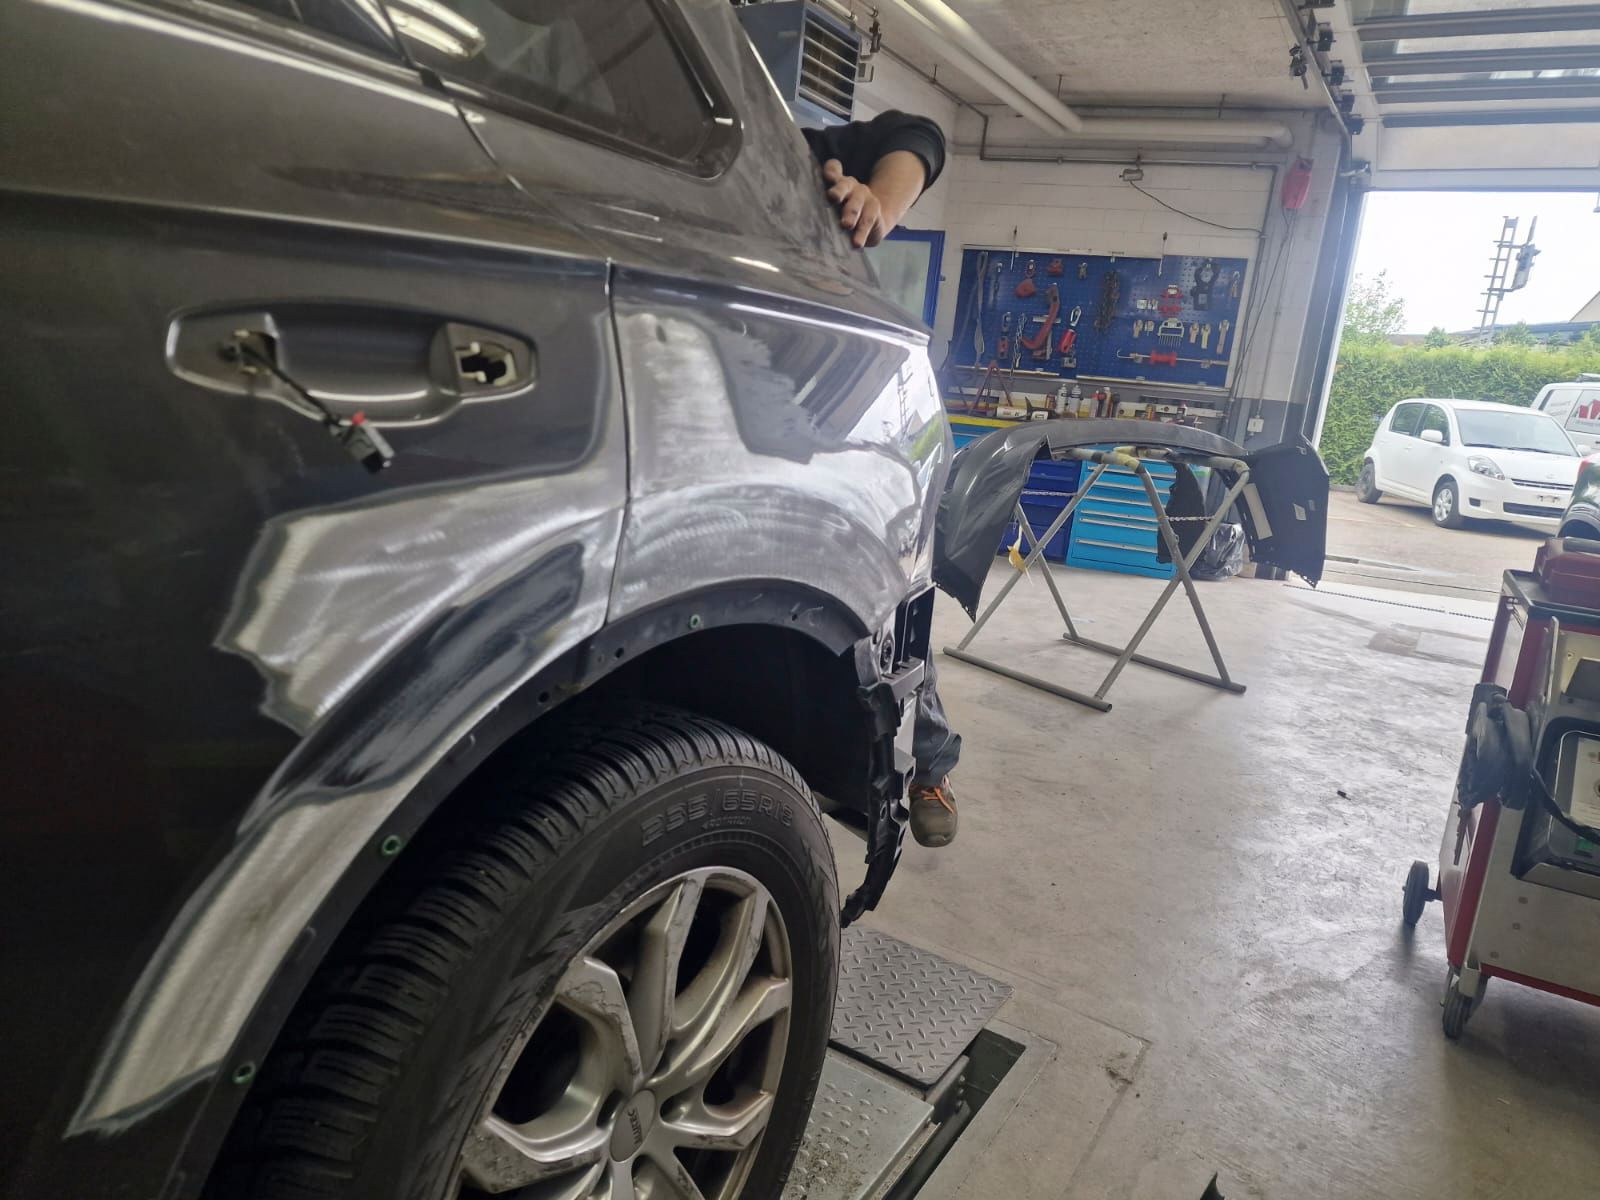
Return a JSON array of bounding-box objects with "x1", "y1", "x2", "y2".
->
[
  {"x1": 1418, "y1": 405, "x2": 1450, "y2": 445},
  {"x1": 387, "y1": 0, "x2": 726, "y2": 168},
  {"x1": 1390, "y1": 402, "x2": 1423, "y2": 437}
]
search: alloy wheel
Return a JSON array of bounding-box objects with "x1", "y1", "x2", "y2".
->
[
  {"x1": 1434, "y1": 488, "x2": 1453, "y2": 522},
  {"x1": 457, "y1": 868, "x2": 792, "y2": 1200}
]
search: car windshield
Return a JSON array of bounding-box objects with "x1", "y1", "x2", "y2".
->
[{"x1": 1453, "y1": 408, "x2": 1577, "y2": 455}]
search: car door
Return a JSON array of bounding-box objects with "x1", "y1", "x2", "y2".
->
[
  {"x1": 0, "y1": 2, "x2": 622, "y2": 1193},
  {"x1": 1563, "y1": 387, "x2": 1600, "y2": 455},
  {"x1": 380, "y1": 0, "x2": 948, "y2": 637},
  {"x1": 1377, "y1": 402, "x2": 1424, "y2": 496},
  {"x1": 1414, "y1": 404, "x2": 1454, "y2": 497}
]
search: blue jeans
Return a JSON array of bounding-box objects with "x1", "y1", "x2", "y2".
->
[{"x1": 912, "y1": 656, "x2": 961, "y2": 785}]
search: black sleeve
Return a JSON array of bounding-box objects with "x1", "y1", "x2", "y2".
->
[{"x1": 802, "y1": 109, "x2": 946, "y2": 190}]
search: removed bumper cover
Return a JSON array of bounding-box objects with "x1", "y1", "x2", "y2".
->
[{"x1": 933, "y1": 419, "x2": 1328, "y2": 616}]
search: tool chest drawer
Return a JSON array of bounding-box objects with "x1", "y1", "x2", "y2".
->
[
  {"x1": 998, "y1": 457, "x2": 1082, "y2": 563},
  {"x1": 1065, "y1": 452, "x2": 1176, "y2": 579}
]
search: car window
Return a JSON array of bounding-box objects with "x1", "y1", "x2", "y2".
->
[
  {"x1": 388, "y1": 0, "x2": 723, "y2": 168},
  {"x1": 1418, "y1": 405, "x2": 1450, "y2": 444},
  {"x1": 1389, "y1": 403, "x2": 1423, "y2": 437},
  {"x1": 221, "y1": 0, "x2": 402, "y2": 58},
  {"x1": 1539, "y1": 386, "x2": 1575, "y2": 424},
  {"x1": 1455, "y1": 408, "x2": 1578, "y2": 456}
]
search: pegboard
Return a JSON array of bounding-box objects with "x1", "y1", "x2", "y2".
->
[{"x1": 945, "y1": 246, "x2": 1248, "y2": 390}]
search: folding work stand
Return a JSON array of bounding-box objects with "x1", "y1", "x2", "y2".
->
[{"x1": 943, "y1": 446, "x2": 1252, "y2": 713}]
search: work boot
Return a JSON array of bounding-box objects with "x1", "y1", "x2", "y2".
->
[{"x1": 908, "y1": 777, "x2": 958, "y2": 847}]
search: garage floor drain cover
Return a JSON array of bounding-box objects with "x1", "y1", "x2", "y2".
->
[{"x1": 830, "y1": 926, "x2": 1012, "y2": 1086}]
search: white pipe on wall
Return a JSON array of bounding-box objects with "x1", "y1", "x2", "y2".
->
[{"x1": 888, "y1": 0, "x2": 1294, "y2": 150}]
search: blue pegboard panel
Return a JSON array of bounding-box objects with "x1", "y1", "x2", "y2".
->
[{"x1": 946, "y1": 247, "x2": 1247, "y2": 391}]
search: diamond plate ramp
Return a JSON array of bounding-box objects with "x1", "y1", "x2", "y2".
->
[
  {"x1": 782, "y1": 1053, "x2": 931, "y2": 1200},
  {"x1": 830, "y1": 925, "x2": 1012, "y2": 1086}
]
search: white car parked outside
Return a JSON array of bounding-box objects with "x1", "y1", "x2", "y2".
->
[{"x1": 1356, "y1": 398, "x2": 1582, "y2": 530}]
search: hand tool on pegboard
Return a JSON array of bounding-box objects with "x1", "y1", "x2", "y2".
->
[
  {"x1": 997, "y1": 311, "x2": 1011, "y2": 358},
  {"x1": 1119, "y1": 349, "x2": 1225, "y2": 370},
  {"x1": 1216, "y1": 319, "x2": 1231, "y2": 355},
  {"x1": 1201, "y1": 323, "x2": 1212, "y2": 350},
  {"x1": 1157, "y1": 318, "x2": 1184, "y2": 346},
  {"x1": 1120, "y1": 349, "x2": 1178, "y2": 367},
  {"x1": 1021, "y1": 283, "x2": 1059, "y2": 358},
  {"x1": 1229, "y1": 270, "x2": 1241, "y2": 299},
  {"x1": 1093, "y1": 269, "x2": 1122, "y2": 334},
  {"x1": 1068, "y1": 304, "x2": 1081, "y2": 328},
  {"x1": 1046, "y1": 258, "x2": 1063, "y2": 276},
  {"x1": 1078, "y1": 261, "x2": 1088, "y2": 279},
  {"x1": 1015, "y1": 258, "x2": 1037, "y2": 298},
  {"x1": 1158, "y1": 283, "x2": 1184, "y2": 316},
  {"x1": 1056, "y1": 326, "x2": 1077, "y2": 368},
  {"x1": 1190, "y1": 259, "x2": 1217, "y2": 310},
  {"x1": 970, "y1": 250, "x2": 990, "y2": 360},
  {"x1": 1188, "y1": 322, "x2": 1200, "y2": 344},
  {"x1": 987, "y1": 258, "x2": 1003, "y2": 309}
]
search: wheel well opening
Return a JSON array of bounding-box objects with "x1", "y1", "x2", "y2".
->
[{"x1": 595, "y1": 625, "x2": 871, "y2": 808}]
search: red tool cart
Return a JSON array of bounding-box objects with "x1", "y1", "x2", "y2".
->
[{"x1": 1404, "y1": 538, "x2": 1600, "y2": 1038}]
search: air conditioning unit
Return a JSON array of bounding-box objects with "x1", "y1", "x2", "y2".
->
[{"x1": 736, "y1": 1, "x2": 861, "y2": 126}]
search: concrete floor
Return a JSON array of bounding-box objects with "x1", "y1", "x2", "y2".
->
[
  {"x1": 1324, "y1": 489, "x2": 1546, "y2": 601},
  {"x1": 844, "y1": 558, "x2": 1600, "y2": 1200}
]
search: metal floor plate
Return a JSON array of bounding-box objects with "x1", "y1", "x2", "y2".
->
[
  {"x1": 830, "y1": 926, "x2": 1012, "y2": 1086},
  {"x1": 782, "y1": 1052, "x2": 932, "y2": 1200}
]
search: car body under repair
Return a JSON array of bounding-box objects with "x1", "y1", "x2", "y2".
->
[{"x1": 0, "y1": 0, "x2": 1328, "y2": 1196}]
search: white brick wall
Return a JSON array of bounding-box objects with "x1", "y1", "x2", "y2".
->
[
  {"x1": 926, "y1": 122, "x2": 1345, "y2": 405},
  {"x1": 852, "y1": 64, "x2": 1349, "y2": 411}
]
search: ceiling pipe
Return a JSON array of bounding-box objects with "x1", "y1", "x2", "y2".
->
[
  {"x1": 888, "y1": 0, "x2": 1294, "y2": 149},
  {"x1": 888, "y1": 0, "x2": 1077, "y2": 138},
  {"x1": 891, "y1": 0, "x2": 1082, "y2": 133}
]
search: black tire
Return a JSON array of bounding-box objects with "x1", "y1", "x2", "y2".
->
[
  {"x1": 210, "y1": 705, "x2": 839, "y2": 1200},
  {"x1": 1356, "y1": 460, "x2": 1382, "y2": 504},
  {"x1": 1432, "y1": 478, "x2": 1466, "y2": 529},
  {"x1": 1402, "y1": 860, "x2": 1431, "y2": 927},
  {"x1": 1442, "y1": 969, "x2": 1473, "y2": 1039}
]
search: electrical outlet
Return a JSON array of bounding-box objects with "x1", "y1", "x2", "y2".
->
[{"x1": 1247, "y1": 416, "x2": 1265, "y2": 434}]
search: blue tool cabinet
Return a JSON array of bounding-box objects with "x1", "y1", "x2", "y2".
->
[
  {"x1": 1065, "y1": 455, "x2": 1177, "y2": 579},
  {"x1": 1000, "y1": 457, "x2": 1082, "y2": 563}
]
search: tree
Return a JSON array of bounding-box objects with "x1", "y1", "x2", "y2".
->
[
  {"x1": 1495, "y1": 321, "x2": 1535, "y2": 347},
  {"x1": 1342, "y1": 271, "x2": 1407, "y2": 345},
  {"x1": 1423, "y1": 326, "x2": 1451, "y2": 349}
]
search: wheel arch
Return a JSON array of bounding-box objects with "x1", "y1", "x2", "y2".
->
[{"x1": 118, "y1": 580, "x2": 894, "y2": 1200}]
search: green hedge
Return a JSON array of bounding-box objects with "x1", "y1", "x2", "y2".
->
[{"x1": 1321, "y1": 340, "x2": 1600, "y2": 484}]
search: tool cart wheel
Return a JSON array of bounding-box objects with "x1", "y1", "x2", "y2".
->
[
  {"x1": 1442, "y1": 969, "x2": 1475, "y2": 1039},
  {"x1": 1356, "y1": 461, "x2": 1382, "y2": 504},
  {"x1": 1402, "y1": 860, "x2": 1433, "y2": 927}
]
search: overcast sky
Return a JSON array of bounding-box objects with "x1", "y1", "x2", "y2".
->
[{"x1": 1350, "y1": 190, "x2": 1600, "y2": 334}]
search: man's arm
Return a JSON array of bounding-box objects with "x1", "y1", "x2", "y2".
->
[
  {"x1": 821, "y1": 150, "x2": 926, "y2": 248},
  {"x1": 803, "y1": 111, "x2": 946, "y2": 249}
]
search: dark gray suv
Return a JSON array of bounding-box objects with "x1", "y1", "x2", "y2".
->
[{"x1": 1, "y1": 2, "x2": 946, "y2": 1196}]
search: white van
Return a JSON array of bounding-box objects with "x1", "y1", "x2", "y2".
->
[{"x1": 1532, "y1": 376, "x2": 1600, "y2": 455}]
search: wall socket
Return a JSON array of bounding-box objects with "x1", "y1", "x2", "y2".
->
[{"x1": 1247, "y1": 416, "x2": 1266, "y2": 433}]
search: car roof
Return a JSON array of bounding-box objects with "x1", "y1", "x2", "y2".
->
[{"x1": 1394, "y1": 398, "x2": 1552, "y2": 414}]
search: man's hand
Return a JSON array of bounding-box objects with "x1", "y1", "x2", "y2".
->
[
  {"x1": 820, "y1": 150, "x2": 930, "y2": 250},
  {"x1": 822, "y1": 158, "x2": 887, "y2": 248}
]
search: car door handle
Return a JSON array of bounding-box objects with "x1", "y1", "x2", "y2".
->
[{"x1": 167, "y1": 305, "x2": 536, "y2": 426}]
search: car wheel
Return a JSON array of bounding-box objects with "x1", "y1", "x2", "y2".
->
[
  {"x1": 1432, "y1": 479, "x2": 1465, "y2": 529},
  {"x1": 1356, "y1": 460, "x2": 1382, "y2": 504},
  {"x1": 209, "y1": 706, "x2": 838, "y2": 1200}
]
